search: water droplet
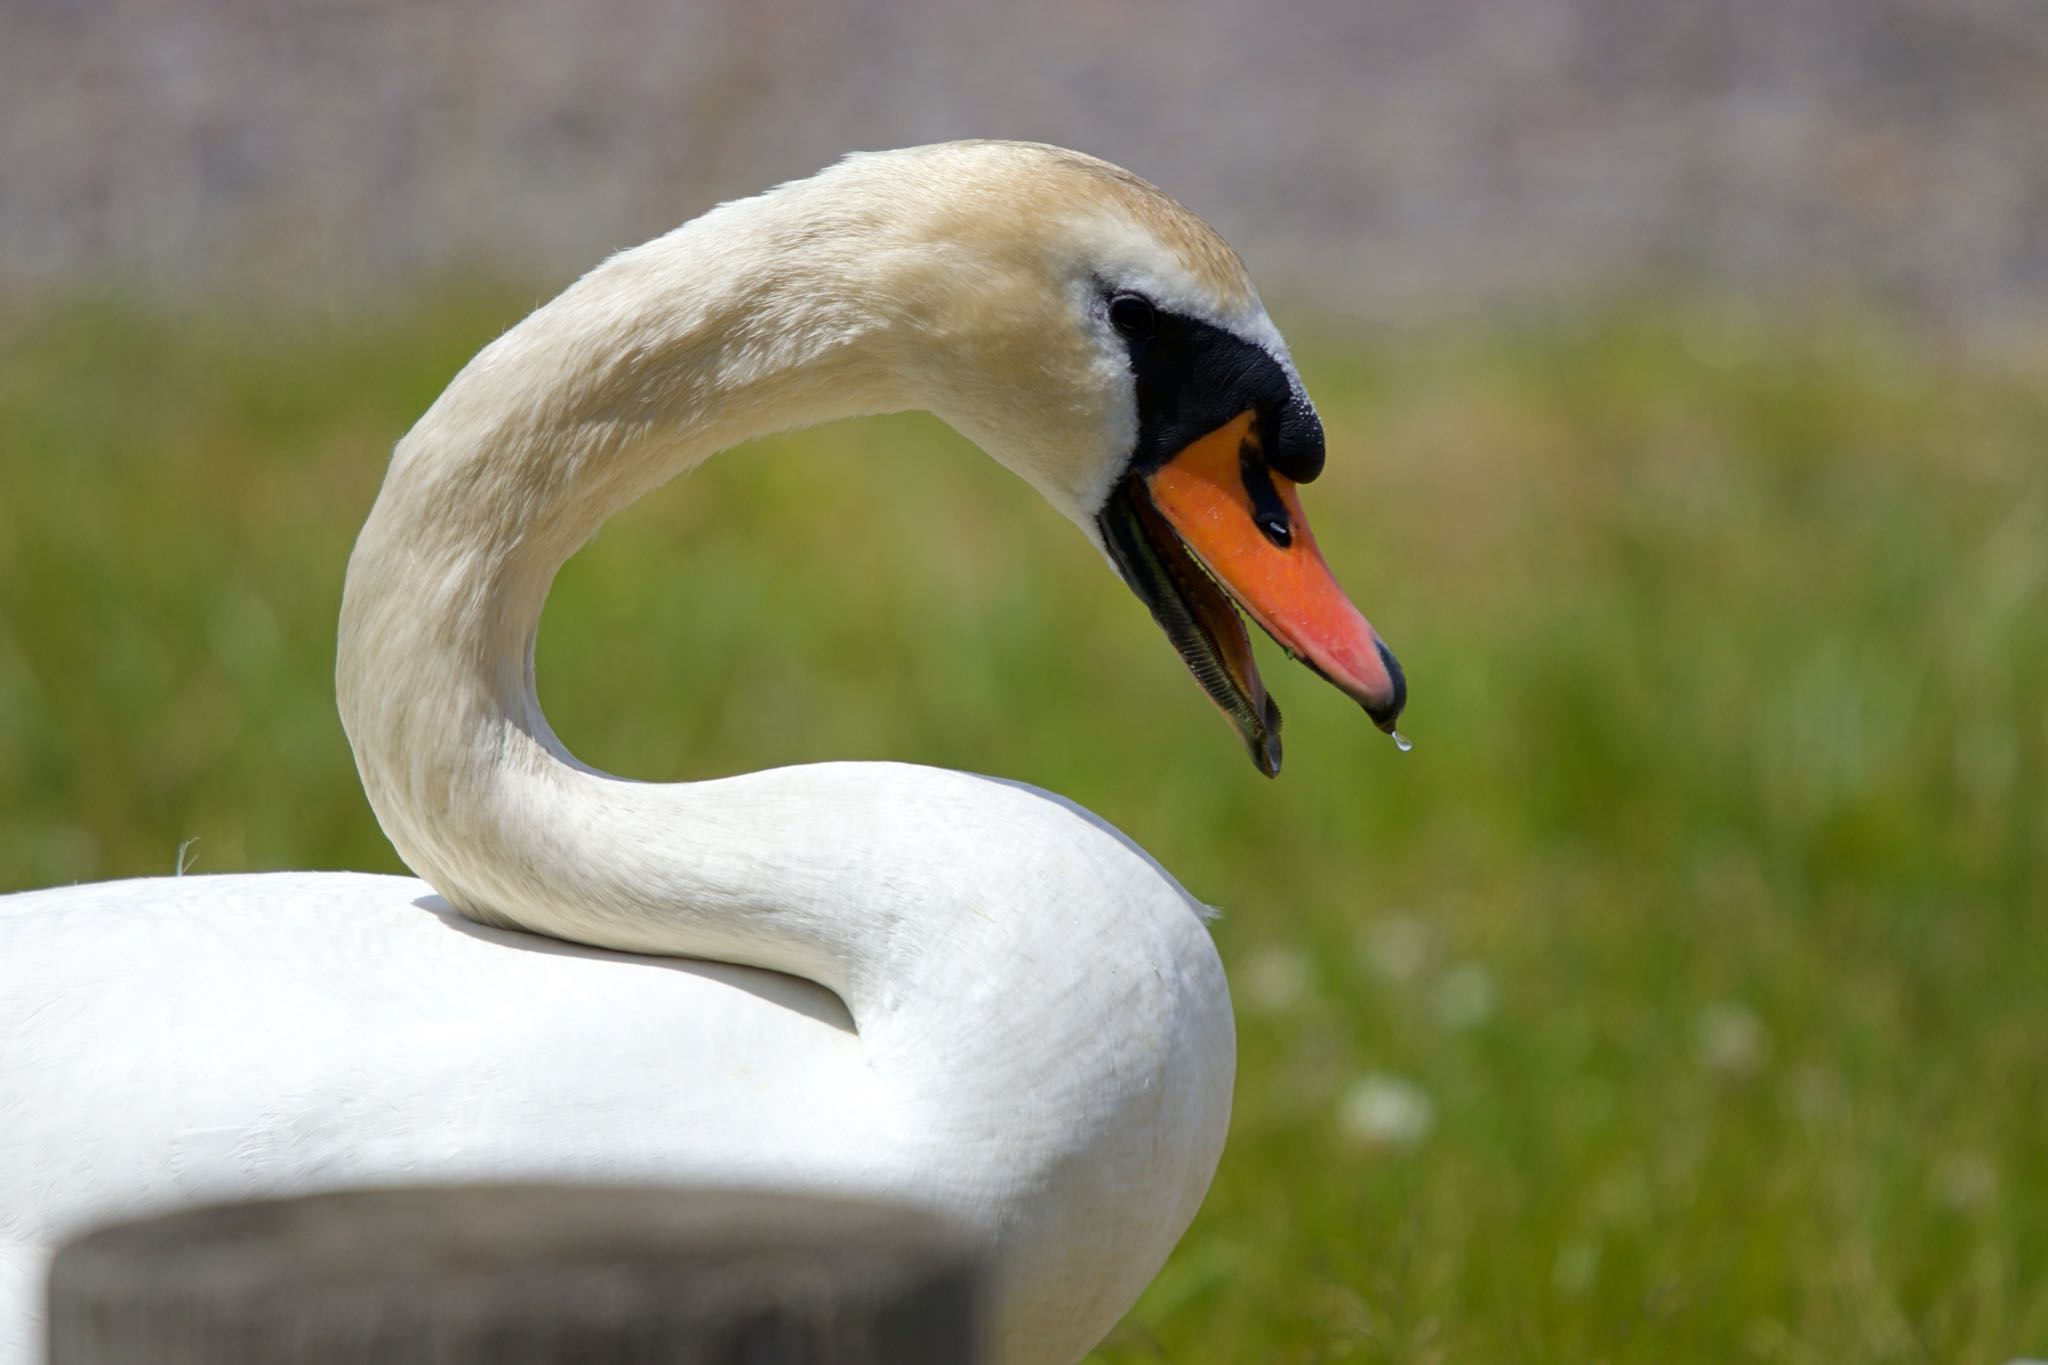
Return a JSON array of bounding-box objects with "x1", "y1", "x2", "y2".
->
[{"x1": 1390, "y1": 729, "x2": 1413, "y2": 753}]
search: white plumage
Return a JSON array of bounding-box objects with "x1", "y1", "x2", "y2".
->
[{"x1": 0, "y1": 141, "x2": 1400, "y2": 1364}]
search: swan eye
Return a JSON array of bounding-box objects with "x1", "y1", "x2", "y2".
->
[{"x1": 1108, "y1": 293, "x2": 1157, "y2": 341}]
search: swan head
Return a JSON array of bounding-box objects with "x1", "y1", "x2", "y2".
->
[{"x1": 830, "y1": 142, "x2": 1405, "y2": 775}]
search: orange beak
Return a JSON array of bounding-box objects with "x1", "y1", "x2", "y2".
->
[{"x1": 1098, "y1": 410, "x2": 1404, "y2": 776}]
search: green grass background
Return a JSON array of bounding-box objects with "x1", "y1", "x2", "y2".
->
[{"x1": 2, "y1": 290, "x2": 2044, "y2": 1362}]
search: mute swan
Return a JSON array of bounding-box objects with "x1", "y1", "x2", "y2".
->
[{"x1": 0, "y1": 141, "x2": 1404, "y2": 1365}]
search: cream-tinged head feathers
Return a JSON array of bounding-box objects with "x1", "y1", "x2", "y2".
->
[{"x1": 738, "y1": 141, "x2": 1298, "y2": 530}]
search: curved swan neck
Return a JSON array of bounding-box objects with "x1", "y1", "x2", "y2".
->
[
  {"x1": 338, "y1": 184, "x2": 931, "y2": 967},
  {"x1": 336, "y1": 150, "x2": 1228, "y2": 1098}
]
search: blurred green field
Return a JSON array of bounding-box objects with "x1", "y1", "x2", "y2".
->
[{"x1": 2, "y1": 290, "x2": 2044, "y2": 1363}]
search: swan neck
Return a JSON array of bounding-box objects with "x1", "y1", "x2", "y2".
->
[{"x1": 336, "y1": 204, "x2": 914, "y2": 977}]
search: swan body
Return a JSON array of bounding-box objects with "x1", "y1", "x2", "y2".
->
[{"x1": 0, "y1": 142, "x2": 1403, "y2": 1364}]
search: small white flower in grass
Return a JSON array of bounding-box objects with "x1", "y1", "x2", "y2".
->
[
  {"x1": 1786, "y1": 1062, "x2": 1847, "y2": 1121},
  {"x1": 1592, "y1": 1168, "x2": 1651, "y2": 1228},
  {"x1": 1552, "y1": 1236, "x2": 1600, "y2": 1295},
  {"x1": 1933, "y1": 1150, "x2": 1998, "y2": 1210},
  {"x1": 1359, "y1": 914, "x2": 1432, "y2": 983},
  {"x1": 1337, "y1": 1071, "x2": 1435, "y2": 1148},
  {"x1": 1240, "y1": 944, "x2": 1311, "y2": 1012},
  {"x1": 1694, "y1": 1002, "x2": 1769, "y2": 1077},
  {"x1": 1433, "y1": 962, "x2": 1497, "y2": 1029}
]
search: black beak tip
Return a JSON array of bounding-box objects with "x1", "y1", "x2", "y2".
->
[
  {"x1": 1249, "y1": 696, "x2": 1284, "y2": 778},
  {"x1": 1366, "y1": 638, "x2": 1408, "y2": 732}
]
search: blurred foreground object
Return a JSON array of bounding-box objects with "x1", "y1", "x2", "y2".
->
[{"x1": 46, "y1": 1184, "x2": 981, "y2": 1364}]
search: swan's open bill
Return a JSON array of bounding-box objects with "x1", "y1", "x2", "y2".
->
[
  {"x1": 1087, "y1": 282, "x2": 1403, "y2": 774},
  {"x1": 1099, "y1": 407, "x2": 1405, "y2": 775}
]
